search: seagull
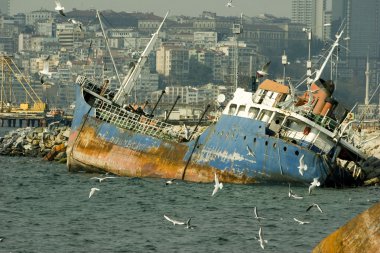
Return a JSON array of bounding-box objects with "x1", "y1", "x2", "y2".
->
[
  {"x1": 306, "y1": 203, "x2": 323, "y2": 213},
  {"x1": 258, "y1": 227, "x2": 268, "y2": 249},
  {"x1": 68, "y1": 18, "x2": 83, "y2": 30},
  {"x1": 256, "y1": 61, "x2": 271, "y2": 77},
  {"x1": 91, "y1": 176, "x2": 116, "y2": 183},
  {"x1": 225, "y1": 0, "x2": 234, "y2": 7},
  {"x1": 288, "y1": 184, "x2": 303, "y2": 199},
  {"x1": 165, "y1": 179, "x2": 176, "y2": 185},
  {"x1": 164, "y1": 215, "x2": 185, "y2": 226},
  {"x1": 185, "y1": 218, "x2": 196, "y2": 229},
  {"x1": 0, "y1": 237, "x2": 4, "y2": 242},
  {"x1": 298, "y1": 154, "x2": 308, "y2": 176},
  {"x1": 183, "y1": 124, "x2": 190, "y2": 140},
  {"x1": 88, "y1": 187, "x2": 99, "y2": 198},
  {"x1": 212, "y1": 172, "x2": 223, "y2": 196},
  {"x1": 39, "y1": 55, "x2": 53, "y2": 84},
  {"x1": 253, "y1": 206, "x2": 265, "y2": 221},
  {"x1": 246, "y1": 145, "x2": 256, "y2": 157},
  {"x1": 308, "y1": 178, "x2": 320, "y2": 195},
  {"x1": 293, "y1": 218, "x2": 310, "y2": 225},
  {"x1": 55, "y1": 1, "x2": 66, "y2": 16}
]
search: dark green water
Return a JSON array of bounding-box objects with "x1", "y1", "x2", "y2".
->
[{"x1": 0, "y1": 129, "x2": 379, "y2": 252}]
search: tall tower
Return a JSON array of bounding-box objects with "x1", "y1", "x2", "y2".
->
[
  {"x1": 333, "y1": 0, "x2": 380, "y2": 58},
  {"x1": 291, "y1": 0, "x2": 329, "y2": 40},
  {"x1": 0, "y1": 0, "x2": 10, "y2": 15}
]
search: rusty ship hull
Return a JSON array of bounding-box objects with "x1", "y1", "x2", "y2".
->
[{"x1": 66, "y1": 86, "x2": 332, "y2": 184}]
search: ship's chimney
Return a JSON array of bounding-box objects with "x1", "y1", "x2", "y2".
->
[{"x1": 365, "y1": 55, "x2": 370, "y2": 105}]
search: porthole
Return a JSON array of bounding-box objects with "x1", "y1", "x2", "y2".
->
[
  {"x1": 244, "y1": 136, "x2": 246, "y2": 140},
  {"x1": 265, "y1": 141, "x2": 268, "y2": 146},
  {"x1": 295, "y1": 150, "x2": 299, "y2": 156},
  {"x1": 283, "y1": 147, "x2": 287, "y2": 151},
  {"x1": 275, "y1": 119, "x2": 280, "y2": 124},
  {"x1": 254, "y1": 138, "x2": 257, "y2": 143}
]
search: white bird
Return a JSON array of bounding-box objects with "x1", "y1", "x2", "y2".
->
[
  {"x1": 306, "y1": 203, "x2": 323, "y2": 213},
  {"x1": 293, "y1": 218, "x2": 310, "y2": 225},
  {"x1": 308, "y1": 178, "x2": 320, "y2": 195},
  {"x1": 164, "y1": 215, "x2": 185, "y2": 226},
  {"x1": 91, "y1": 176, "x2": 116, "y2": 183},
  {"x1": 211, "y1": 172, "x2": 223, "y2": 196},
  {"x1": 68, "y1": 18, "x2": 83, "y2": 30},
  {"x1": 253, "y1": 206, "x2": 265, "y2": 221},
  {"x1": 165, "y1": 179, "x2": 176, "y2": 185},
  {"x1": 39, "y1": 55, "x2": 53, "y2": 84},
  {"x1": 185, "y1": 218, "x2": 196, "y2": 229},
  {"x1": 288, "y1": 184, "x2": 303, "y2": 199},
  {"x1": 55, "y1": 1, "x2": 66, "y2": 16},
  {"x1": 297, "y1": 154, "x2": 308, "y2": 176},
  {"x1": 225, "y1": 0, "x2": 234, "y2": 7},
  {"x1": 183, "y1": 124, "x2": 190, "y2": 140},
  {"x1": 256, "y1": 61, "x2": 271, "y2": 77},
  {"x1": 246, "y1": 145, "x2": 256, "y2": 157},
  {"x1": 88, "y1": 187, "x2": 99, "y2": 198},
  {"x1": 258, "y1": 227, "x2": 268, "y2": 249}
]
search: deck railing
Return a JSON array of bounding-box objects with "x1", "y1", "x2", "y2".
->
[{"x1": 93, "y1": 99, "x2": 184, "y2": 142}]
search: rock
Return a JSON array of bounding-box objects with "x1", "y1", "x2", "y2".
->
[{"x1": 312, "y1": 202, "x2": 380, "y2": 253}]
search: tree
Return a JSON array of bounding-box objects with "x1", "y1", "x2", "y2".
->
[{"x1": 188, "y1": 57, "x2": 213, "y2": 86}]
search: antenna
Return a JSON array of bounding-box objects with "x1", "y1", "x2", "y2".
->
[{"x1": 96, "y1": 10, "x2": 122, "y2": 87}]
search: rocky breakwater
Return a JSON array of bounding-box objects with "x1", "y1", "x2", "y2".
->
[{"x1": 0, "y1": 126, "x2": 70, "y2": 163}]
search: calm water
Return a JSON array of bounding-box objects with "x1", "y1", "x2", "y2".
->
[{"x1": 0, "y1": 128, "x2": 379, "y2": 253}]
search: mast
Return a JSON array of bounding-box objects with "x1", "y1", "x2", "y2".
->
[
  {"x1": 311, "y1": 29, "x2": 344, "y2": 84},
  {"x1": 365, "y1": 54, "x2": 370, "y2": 105},
  {"x1": 112, "y1": 11, "x2": 169, "y2": 106},
  {"x1": 96, "y1": 10, "x2": 122, "y2": 87}
]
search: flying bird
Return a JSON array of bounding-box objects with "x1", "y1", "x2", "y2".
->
[
  {"x1": 258, "y1": 227, "x2": 268, "y2": 249},
  {"x1": 68, "y1": 18, "x2": 83, "y2": 30},
  {"x1": 165, "y1": 179, "x2": 176, "y2": 185},
  {"x1": 253, "y1": 206, "x2": 265, "y2": 221},
  {"x1": 185, "y1": 218, "x2": 196, "y2": 229},
  {"x1": 246, "y1": 145, "x2": 256, "y2": 157},
  {"x1": 298, "y1": 154, "x2": 308, "y2": 176},
  {"x1": 39, "y1": 55, "x2": 53, "y2": 84},
  {"x1": 225, "y1": 0, "x2": 235, "y2": 7},
  {"x1": 293, "y1": 218, "x2": 310, "y2": 225},
  {"x1": 183, "y1": 124, "x2": 190, "y2": 140},
  {"x1": 212, "y1": 172, "x2": 223, "y2": 196},
  {"x1": 306, "y1": 203, "x2": 323, "y2": 213},
  {"x1": 308, "y1": 178, "x2": 320, "y2": 195},
  {"x1": 55, "y1": 1, "x2": 66, "y2": 16},
  {"x1": 288, "y1": 184, "x2": 303, "y2": 199},
  {"x1": 91, "y1": 176, "x2": 116, "y2": 183},
  {"x1": 164, "y1": 215, "x2": 185, "y2": 226},
  {"x1": 88, "y1": 187, "x2": 99, "y2": 198},
  {"x1": 256, "y1": 61, "x2": 271, "y2": 77}
]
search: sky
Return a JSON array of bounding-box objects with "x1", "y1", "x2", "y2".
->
[{"x1": 11, "y1": 0, "x2": 292, "y2": 18}]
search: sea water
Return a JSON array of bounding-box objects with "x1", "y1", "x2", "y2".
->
[{"x1": 0, "y1": 128, "x2": 379, "y2": 253}]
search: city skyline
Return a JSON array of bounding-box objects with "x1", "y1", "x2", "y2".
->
[{"x1": 11, "y1": 0, "x2": 292, "y2": 17}]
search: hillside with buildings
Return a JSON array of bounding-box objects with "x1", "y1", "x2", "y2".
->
[{"x1": 0, "y1": 0, "x2": 378, "y2": 121}]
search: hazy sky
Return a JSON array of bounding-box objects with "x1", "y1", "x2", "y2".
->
[{"x1": 11, "y1": 0, "x2": 292, "y2": 18}]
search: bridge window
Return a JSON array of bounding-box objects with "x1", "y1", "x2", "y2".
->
[{"x1": 228, "y1": 104, "x2": 237, "y2": 115}]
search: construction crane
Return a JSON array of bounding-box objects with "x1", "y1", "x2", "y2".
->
[{"x1": 0, "y1": 55, "x2": 46, "y2": 113}]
